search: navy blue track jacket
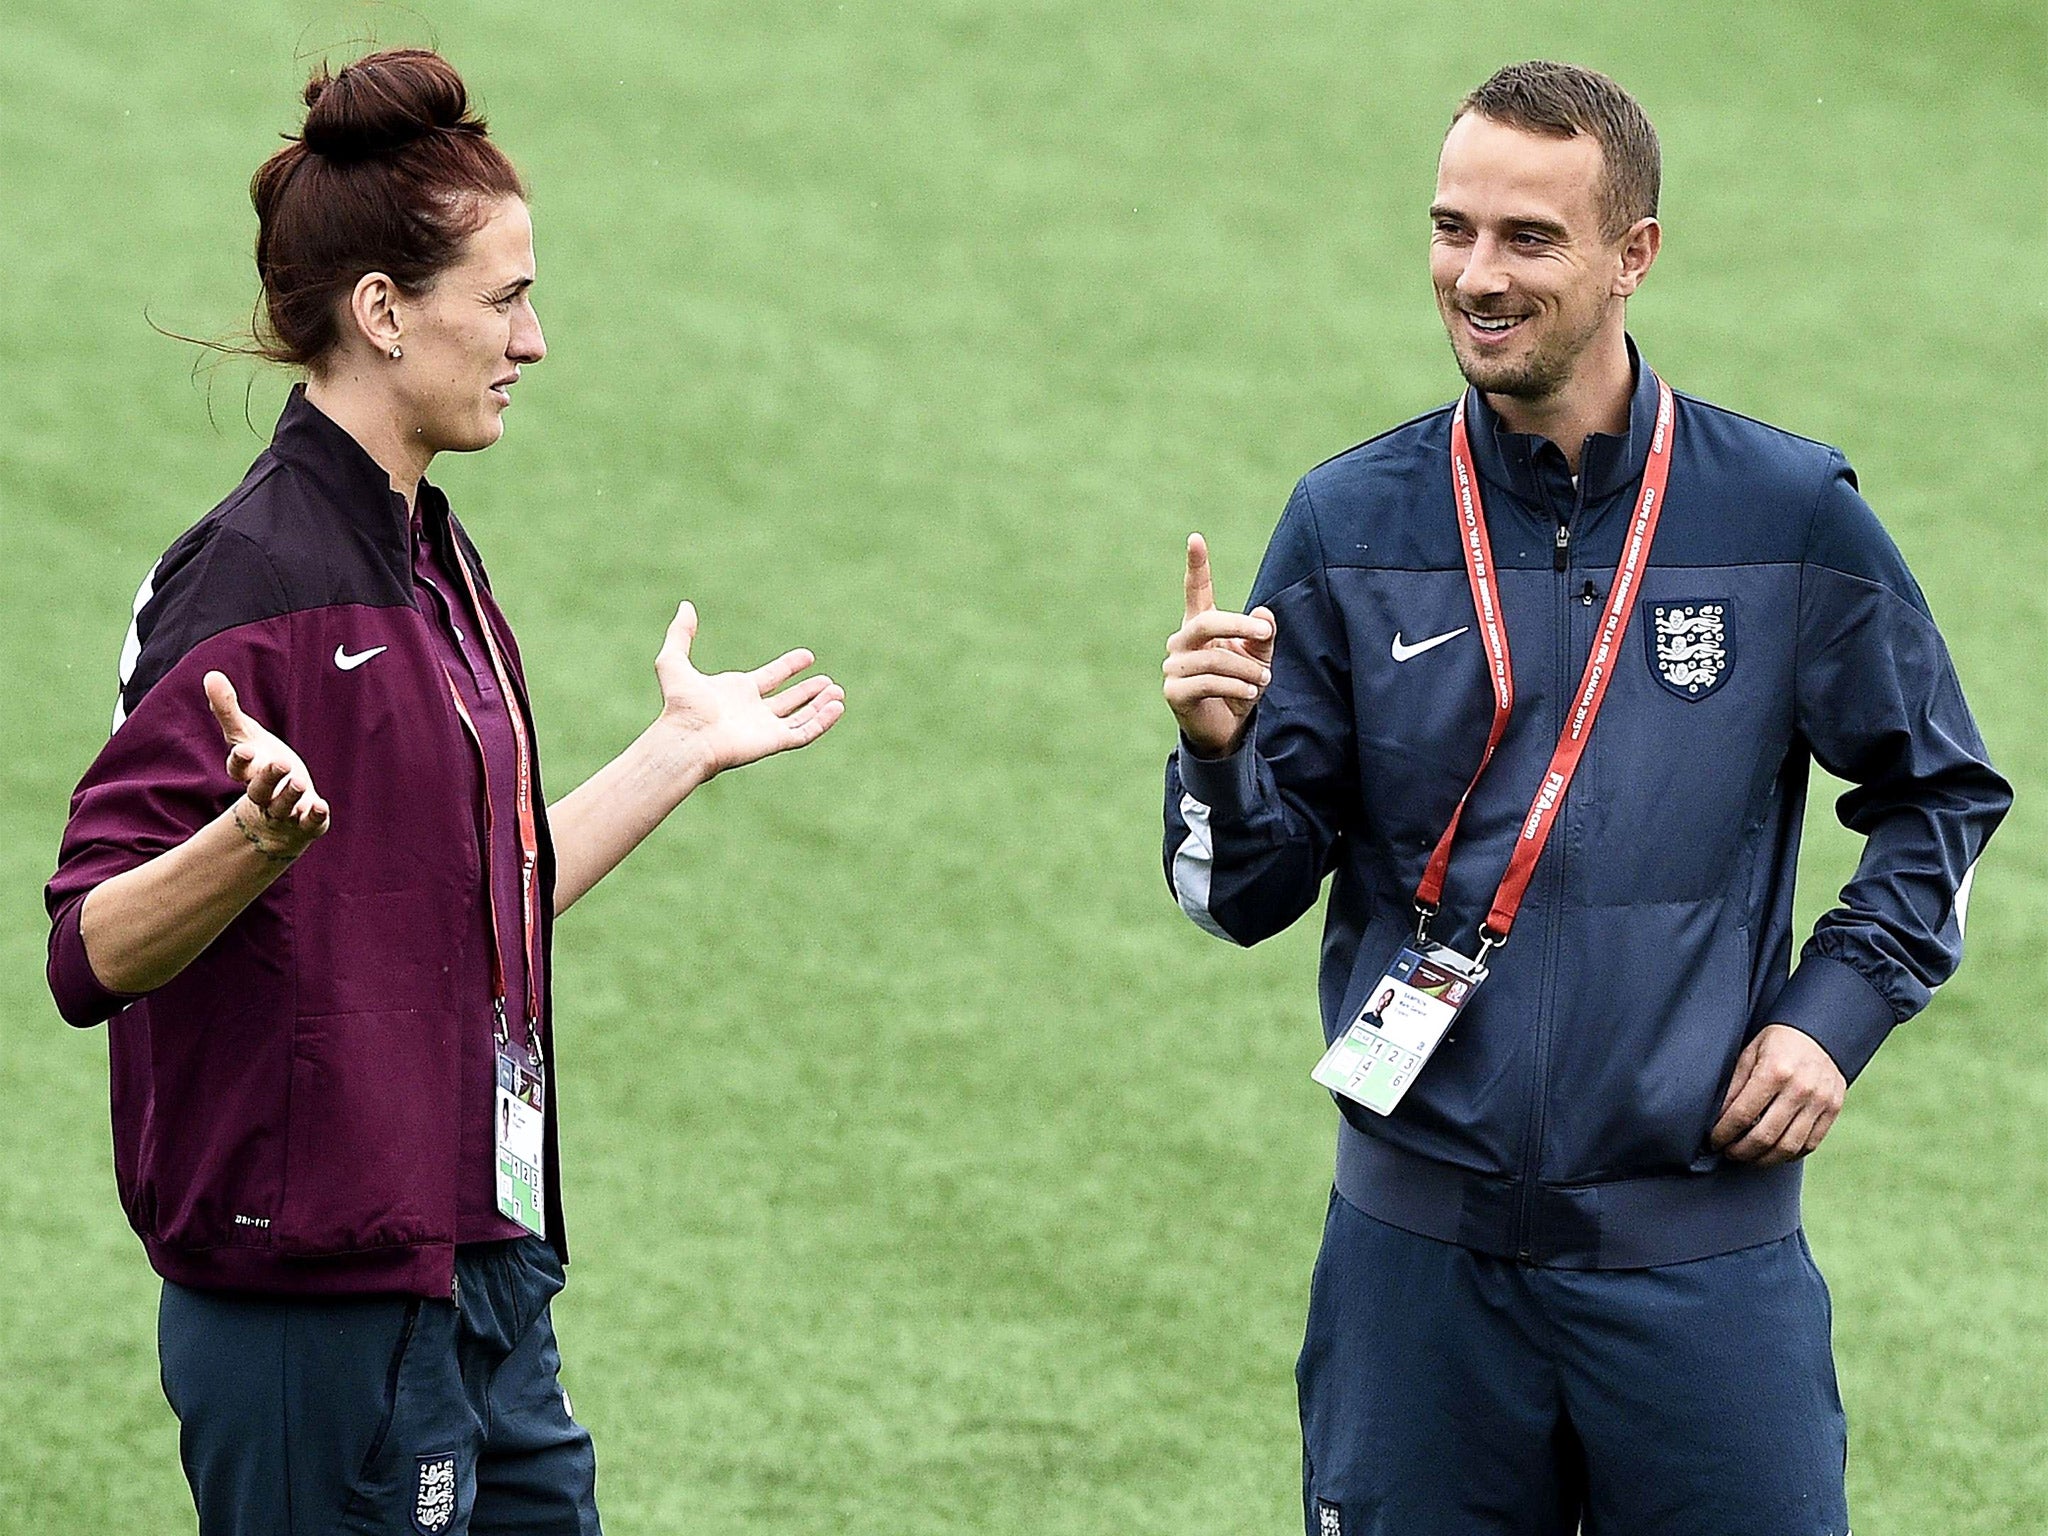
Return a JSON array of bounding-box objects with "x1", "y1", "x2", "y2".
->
[{"x1": 1163, "y1": 347, "x2": 2010, "y2": 1269}]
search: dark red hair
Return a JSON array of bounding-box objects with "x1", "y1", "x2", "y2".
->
[{"x1": 247, "y1": 49, "x2": 526, "y2": 367}]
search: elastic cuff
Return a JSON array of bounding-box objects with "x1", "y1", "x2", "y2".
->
[
  {"x1": 47, "y1": 893, "x2": 139, "y2": 1028},
  {"x1": 1176, "y1": 727, "x2": 1258, "y2": 818},
  {"x1": 1766, "y1": 952, "x2": 1898, "y2": 1082}
]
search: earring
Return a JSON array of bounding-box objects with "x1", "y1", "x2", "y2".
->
[{"x1": 388, "y1": 344, "x2": 403, "y2": 360}]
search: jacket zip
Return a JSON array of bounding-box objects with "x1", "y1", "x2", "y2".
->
[{"x1": 1513, "y1": 469, "x2": 1588, "y2": 1260}]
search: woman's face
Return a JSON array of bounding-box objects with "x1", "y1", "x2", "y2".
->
[{"x1": 396, "y1": 196, "x2": 544, "y2": 456}]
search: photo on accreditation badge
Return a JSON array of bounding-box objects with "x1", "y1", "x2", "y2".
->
[
  {"x1": 12, "y1": 6, "x2": 2035, "y2": 1535},
  {"x1": 1389, "y1": 950, "x2": 1473, "y2": 1007}
]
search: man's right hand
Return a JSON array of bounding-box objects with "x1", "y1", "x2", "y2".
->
[
  {"x1": 1163, "y1": 533, "x2": 1276, "y2": 758},
  {"x1": 205, "y1": 670, "x2": 331, "y2": 860}
]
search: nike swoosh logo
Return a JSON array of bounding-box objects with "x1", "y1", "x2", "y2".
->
[
  {"x1": 333, "y1": 644, "x2": 388, "y2": 672},
  {"x1": 1390, "y1": 627, "x2": 1469, "y2": 663}
]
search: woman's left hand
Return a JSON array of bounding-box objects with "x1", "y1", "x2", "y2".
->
[{"x1": 654, "y1": 601, "x2": 845, "y2": 778}]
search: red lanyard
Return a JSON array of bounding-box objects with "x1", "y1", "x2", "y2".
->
[
  {"x1": 1415, "y1": 376, "x2": 1676, "y2": 956},
  {"x1": 438, "y1": 535, "x2": 544, "y2": 1058}
]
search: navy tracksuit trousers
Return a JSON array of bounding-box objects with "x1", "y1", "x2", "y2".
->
[
  {"x1": 159, "y1": 1238, "x2": 599, "y2": 1535},
  {"x1": 1299, "y1": 1193, "x2": 1850, "y2": 1536}
]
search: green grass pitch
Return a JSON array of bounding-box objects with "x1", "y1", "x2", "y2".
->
[{"x1": 3, "y1": 1, "x2": 2043, "y2": 1530}]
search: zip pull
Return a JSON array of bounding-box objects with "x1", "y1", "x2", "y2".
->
[
  {"x1": 1580, "y1": 579, "x2": 1599, "y2": 606},
  {"x1": 1553, "y1": 522, "x2": 1570, "y2": 571}
]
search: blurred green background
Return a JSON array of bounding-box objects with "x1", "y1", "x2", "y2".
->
[{"x1": 4, "y1": 1, "x2": 2043, "y2": 1530}]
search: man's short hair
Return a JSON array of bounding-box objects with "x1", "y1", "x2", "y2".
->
[{"x1": 1456, "y1": 61, "x2": 1660, "y2": 241}]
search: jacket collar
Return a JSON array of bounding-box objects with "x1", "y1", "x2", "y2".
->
[
  {"x1": 1463, "y1": 335, "x2": 1660, "y2": 509},
  {"x1": 267, "y1": 384, "x2": 453, "y2": 556}
]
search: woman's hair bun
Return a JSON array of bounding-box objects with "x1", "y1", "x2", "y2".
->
[
  {"x1": 300, "y1": 48, "x2": 480, "y2": 161},
  {"x1": 244, "y1": 46, "x2": 521, "y2": 366}
]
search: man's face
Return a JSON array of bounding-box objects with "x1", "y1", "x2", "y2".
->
[
  {"x1": 1429, "y1": 113, "x2": 1627, "y2": 401},
  {"x1": 397, "y1": 196, "x2": 546, "y2": 455}
]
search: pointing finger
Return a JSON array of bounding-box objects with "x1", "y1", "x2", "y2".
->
[{"x1": 1184, "y1": 533, "x2": 1217, "y2": 622}]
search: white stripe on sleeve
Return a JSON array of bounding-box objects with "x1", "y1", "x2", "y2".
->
[
  {"x1": 1172, "y1": 792, "x2": 1243, "y2": 944},
  {"x1": 1931, "y1": 858, "x2": 1981, "y2": 995},
  {"x1": 111, "y1": 559, "x2": 159, "y2": 734},
  {"x1": 1951, "y1": 860, "x2": 1977, "y2": 941}
]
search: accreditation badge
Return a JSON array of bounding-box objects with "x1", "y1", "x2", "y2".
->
[
  {"x1": 1312, "y1": 943, "x2": 1487, "y2": 1116},
  {"x1": 494, "y1": 1048, "x2": 547, "y2": 1235}
]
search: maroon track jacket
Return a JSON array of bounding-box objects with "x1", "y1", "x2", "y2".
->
[{"x1": 46, "y1": 387, "x2": 564, "y2": 1299}]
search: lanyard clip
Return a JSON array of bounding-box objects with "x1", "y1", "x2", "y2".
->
[
  {"x1": 493, "y1": 996, "x2": 509, "y2": 1048},
  {"x1": 1475, "y1": 926, "x2": 1505, "y2": 970},
  {"x1": 1413, "y1": 902, "x2": 1437, "y2": 946}
]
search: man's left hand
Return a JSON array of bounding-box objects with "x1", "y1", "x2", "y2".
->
[{"x1": 1709, "y1": 1024, "x2": 1847, "y2": 1166}]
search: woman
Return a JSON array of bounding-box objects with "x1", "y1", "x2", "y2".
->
[{"x1": 45, "y1": 48, "x2": 842, "y2": 1534}]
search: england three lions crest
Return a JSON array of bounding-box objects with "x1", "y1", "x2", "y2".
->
[
  {"x1": 1644, "y1": 600, "x2": 1732, "y2": 700},
  {"x1": 413, "y1": 1453, "x2": 458, "y2": 1533}
]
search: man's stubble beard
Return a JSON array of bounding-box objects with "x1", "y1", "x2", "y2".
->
[{"x1": 1442, "y1": 293, "x2": 1614, "y2": 403}]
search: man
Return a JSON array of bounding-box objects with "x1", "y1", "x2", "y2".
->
[{"x1": 1160, "y1": 61, "x2": 2008, "y2": 1535}]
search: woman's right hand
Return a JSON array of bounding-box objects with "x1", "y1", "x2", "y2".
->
[{"x1": 204, "y1": 671, "x2": 331, "y2": 860}]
